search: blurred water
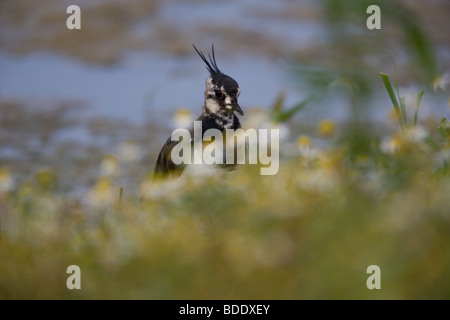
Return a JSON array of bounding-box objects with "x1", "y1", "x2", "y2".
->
[
  {"x1": 0, "y1": 0, "x2": 447, "y2": 136},
  {"x1": 0, "y1": 0, "x2": 330, "y2": 131},
  {"x1": 0, "y1": 50, "x2": 307, "y2": 125},
  {"x1": 157, "y1": 0, "x2": 322, "y2": 47}
]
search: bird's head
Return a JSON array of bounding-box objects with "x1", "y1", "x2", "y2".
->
[{"x1": 193, "y1": 44, "x2": 244, "y2": 117}]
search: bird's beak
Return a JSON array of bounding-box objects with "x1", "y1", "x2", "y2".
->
[{"x1": 233, "y1": 102, "x2": 244, "y2": 116}]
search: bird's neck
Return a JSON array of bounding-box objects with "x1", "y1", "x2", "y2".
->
[{"x1": 203, "y1": 98, "x2": 236, "y2": 130}]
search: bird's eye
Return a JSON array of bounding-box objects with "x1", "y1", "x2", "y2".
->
[{"x1": 215, "y1": 90, "x2": 224, "y2": 99}]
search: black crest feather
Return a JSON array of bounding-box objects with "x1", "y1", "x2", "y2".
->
[{"x1": 193, "y1": 44, "x2": 222, "y2": 76}]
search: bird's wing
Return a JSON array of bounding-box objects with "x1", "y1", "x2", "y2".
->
[{"x1": 153, "y1": 136, "x2": 187, "y2": 179}]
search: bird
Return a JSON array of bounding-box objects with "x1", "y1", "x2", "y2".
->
[{"x1": 153, "y1": 44, "x2": 244, "y2": 179}]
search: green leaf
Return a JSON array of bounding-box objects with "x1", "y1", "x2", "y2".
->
[
  {"x1": 380, "y1": 72, "x2": 403, "y2": 129},
  {"x1": 414, "y1": 90, "x2": 424, "y2": 127},
  {"x1": 270, "y1": 94, "x2": 316, "y2": 123},
  {"x1": 392, "y1": 58, "x2": 407, "y2": 126},
  {"x1": 399, "y1": 96, "x2": 407, "y2": 127}
]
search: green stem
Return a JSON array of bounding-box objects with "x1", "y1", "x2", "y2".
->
[
  {"x1": 380, "y1": 72, "x2": 403, "y2": 129},
  {"x1": 414, "y1": 90, "x2": 424, "y2": 127}
]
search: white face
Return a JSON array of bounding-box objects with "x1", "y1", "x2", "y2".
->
[
  {"x1": 204, "y1": 76, "x2": 240, "y2": 115},
  {"x1": 205, "y1": 77, "x2": 214, "y2": 91},
  {"x1": 205, "y1": 96, "x2": 220, "y2": 114}
]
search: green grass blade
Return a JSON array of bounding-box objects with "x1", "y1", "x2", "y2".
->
[
  {"x1": 390, "y1": 58, "x2": 407, "y2": 126},
  {"x1": 391, "y1": 58, "x2": 401, "y2": 106},
  {"x1": 380, "y1": 72, "x2": 403, "y2": 128},
  {"x1": 414, "y1": 90, "x2": 424, "y2": 127},
  {"x1": 399, "y1": 96, "x2": 407, "y2": 126},
  {"x1": 270, "y1": 94, "x2": 316, "y2": 123}
]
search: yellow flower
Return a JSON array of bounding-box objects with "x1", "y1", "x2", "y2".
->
[
  {"x1": 318, "y1": 119, "x2": 336, "y2": 138},
  {"x1": 432, "y1": 73, "x2": 449, "y2": 92},
  {"x1": 297, "y1": 135, "x2": 322, "y2": 161},
  {"x1": 380, "y1": 136, "x2": 402, "y2": 154},
  {"x1": 172, "y1": 108, "x2": 193, "y2": 129},
  {"x1": 297, "y1": 135, "x2": 312, "y2": 149},
  {"x1": 100, "y1": 154, "x2": 120, "y2": 176},
  {"x1": 0, "y1": 166, "x2": 14, "y2": 192},
  {"x1": 86, "y1": 177, "x2": 116, "y2": 207}
]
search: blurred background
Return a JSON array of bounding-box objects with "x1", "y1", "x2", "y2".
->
[
  {"x1": 0, "y1": 0, "x2": 449, "y2": 299},
  {"x1": 1, "y1": 0, "x2": 449, "y2": 191}
]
